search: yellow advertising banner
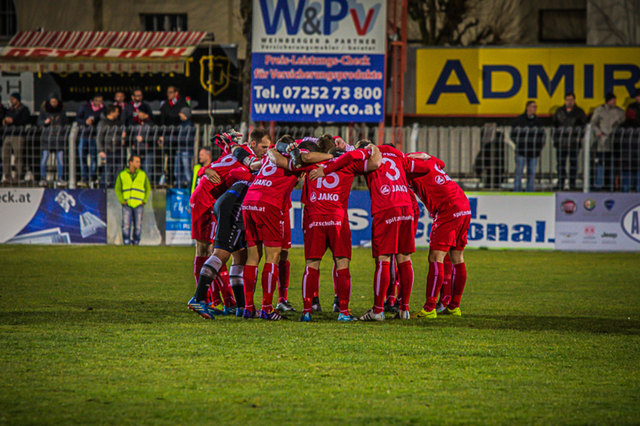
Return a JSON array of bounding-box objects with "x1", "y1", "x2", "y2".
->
[{"x1": 415, "y1": 47, "x2": 640, "y2": 116}]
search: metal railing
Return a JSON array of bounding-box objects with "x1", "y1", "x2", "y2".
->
[{"x1": 1, "y1": 123, "x2": 639, "y2": 192}]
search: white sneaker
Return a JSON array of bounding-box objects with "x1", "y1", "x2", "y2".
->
[
  {"x1": 275, "y1": 300, "x2": 296, "y2": 312},
  {"x1": 359, "y1": 309, "x2": 385, "y2": 321},
  {"x1": 396, "y1": 310, "x2": 410, "y2": 320},
  {"x1": 436, "y1": 302, "x2": 447, "y2": 314}
]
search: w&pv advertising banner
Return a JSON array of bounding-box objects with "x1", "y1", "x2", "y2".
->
[
  {"x1": 0, "y1": 188, "x2": 106, "y2": 244},
  {"x1": 251, "y1": 0, "x2": 386, "y2": 122}
]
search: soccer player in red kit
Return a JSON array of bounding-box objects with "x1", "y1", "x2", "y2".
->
[
  {"x1": 241, "y1": 136, "x2": 331, "y2": 320},
  {"x1": 287, "y1": 142, "x2": 381, "y2": 321},
  {"x1": 404, "y1": 153, "x2": 471, "y2": 318},
  {"x1": 311, "y1": 140, "x2": 416, "y2": 321}
]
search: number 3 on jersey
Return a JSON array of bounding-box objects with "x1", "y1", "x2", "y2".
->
[{"x1": 382, "y1": 157, "x2": 401, "y2": 181}]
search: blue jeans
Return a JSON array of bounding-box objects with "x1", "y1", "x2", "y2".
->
[
  {"x1": 514, "y1": 155, "x2": 538, "y2": 192},
  {"x1": 78, "y1": 138, "x2": 97, "y2": 181},
  {"x1": 122, "y1": 204, "x2": 144, "y2": 245},
  {"x1": 621, "y1": 170, "x2": 640, "y2": 192},
  {"x1": 40, "y1": 150, "x2": 64, "y2": 181},
  {"x1": 174, "y1": 150, "x2": 191, "y2": 188}
]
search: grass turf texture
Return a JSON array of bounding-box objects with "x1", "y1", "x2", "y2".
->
[{"x1": 0, "y1": 246, "x2": 639, "y2": 425}]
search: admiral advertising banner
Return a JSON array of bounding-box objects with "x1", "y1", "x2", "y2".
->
[
  {"x1": 414, "y1": 47, "x2": 640, "y2": 116},
  {"x1": 250, "y1": 0, "x2": 386, "y2": 122},
  {"x1": 0, "y1": 188, "x2": 106, "y2": 244},
  {"x1": 289, "y1": 191, "x2": 556, "y2": 249},
  {"x1": 556, "y1": 193, "x2": 640, "y2": 251}
]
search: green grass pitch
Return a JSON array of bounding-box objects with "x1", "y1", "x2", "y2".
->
[{"x1": 0, "y1": 245, "x2": 639, "y2": 424}]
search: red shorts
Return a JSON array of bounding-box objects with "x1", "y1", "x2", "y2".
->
[
  {"x1": 190, "y1": 199, "x2": 216, "y2": 242},
  {"x1": 242, "y1": 202, "x2": 284, "y2": 247},
  {"x1": 281, "y1": 209, "x2": 292, "y2": 250},
  {"x1": 371, "y1": 206, "x2": 416, "y2": 258},
  {"x1": 429, "y1": 213, "x2": 471, "y2": 251},
  {"x1": 303, "y1": 212, "x2": 351, "y2": 260}
]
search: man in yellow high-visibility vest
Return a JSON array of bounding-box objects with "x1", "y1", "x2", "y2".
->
[{"x1": 115, "y1": 155, "x2": 151, "y2": 245}]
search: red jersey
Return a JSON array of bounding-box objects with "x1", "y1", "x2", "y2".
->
[
  {"x1": 192, "y1": 152, "x2": 252, "y2": 204},
  {"x1": 301, "y1": 149, "x2": 370, "y2": 217},
  {"x1": 243, "y1": 157, "x2": 312, "y2": 211},
  {"x1": 365, "y1": 145, "x2": 413, "y2": 215},
  {"x1": 406, "y1": 156, "x2": 470, "y2": 218}
]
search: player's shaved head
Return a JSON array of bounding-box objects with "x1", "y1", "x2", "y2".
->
[
  {"x1": 317, "y1": 134, "x2": 334, "y2": 153},
  {"x1": 356, "y1": 139, "x2": 373, "y2": 149}
]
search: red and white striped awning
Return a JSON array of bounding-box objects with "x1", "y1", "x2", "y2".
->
[{"x1": 0, "y1": 31, "x2": 209, "y2": 73}]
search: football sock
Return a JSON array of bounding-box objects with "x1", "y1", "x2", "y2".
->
[
  {"x1": 332, "y1": 263, "x2": 338, "y2": 298},
  {"x1": 336, "y1": 268, "x2": 351, "y2": 314},
  {"x1": 302, "y1": 266, "x2": 320, "y2": 314},
  {"x1": 217, "y1": 265, "x2": 236, "y2": 307},
  {"x1": 194, "y1": 256, "x2": 206, "y2": 286},
  {"x1": 243, "y1": 265, "x2": 258, "y2": 311},
  {"x1": 424, "y1": 261, "x2": 444, "y2": 311},
  {"x1": 397, "y1": 260, "x2": 414, "y2": 311},
  {"x1": 449, "y1": 262, "x2": 467, "y2": 309},
  {"x1": 278, "y1": 259, "x2": 290, "y2": 303},
  {"x1": 440, "y1": 257, "x2": 453, "y2": 306},
  {"x1": 261, "y1": 263, "x2": 279, "y2": 313},
  {"x1": 373, "y1": 260, "x2": 391, "y2": 314},
  {"x1": 229, "y1": 265, "x2": 245, "y2": 309},
  {"x1": 194, "y1": 255, "x2": 223, "y2": 301}
]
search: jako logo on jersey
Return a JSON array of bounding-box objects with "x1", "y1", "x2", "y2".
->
[
  {"x1": 435, "y1": 175, "x2": 446, "y2": 185},
  {"x1": 380, "y1": 184, "x2": 391, "y2": 196},
  {"x1": 393, "y1": 185, "x2": 408, "y2": 192},
  {"x1": 253, "y1": 178, "x2": 273, "y2": 187},
  {"x1": 621, "y1": 204, "x2": 640, "y2": 243},
  {"x1": 258, "y1": 0, "x2": 381, "y2": 36}
]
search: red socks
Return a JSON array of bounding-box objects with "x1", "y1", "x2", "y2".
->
[
  {"x1": 261, "y1": 263, "x2": 279, "y2": 312},
  {"x1": 243, "y1": 265, "x2": 258, "y2": 311},
  {"x1": 278, "y1": 259, "x2": 290, "y2": 303},
  {"x1": 424, "y1": 261, "x2": 444, "y2": 311},
  {"x1": 440, "y1": 257, "x2": 453, "y2": 307},
  {"x1": 302, "y1": 266, "x2": 320, "y2": 313},
  {"x1": 373, "y1": 261, "x2": 391, "y2": 314},
  {"x1": 449, "y1": 263, "x2": 467, "y2": 309},
  {"x1": 194, "y1": 256, "x2": 206, "y2": 286},
  {"x1": 397, "y1": 260, "x2": 414, "y2": 312},
  {"x1": 332, "y1": 263, "x2": 338, "y2": 298},
  {"x1": 217, "y1": 265, "x2": 236, "y2": 307},
  {"x1": 336, "y1": 268, "x2": 351, "y2": 314}
]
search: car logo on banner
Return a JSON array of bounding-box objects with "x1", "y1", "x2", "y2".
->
[
  {"x1": 621, "y1": 204, "x2": 640, "y2": 243},
  {"x1": 561, "y1": 199, "x2": 576, "y2": 214},
  {"x1": 583, "y1": 199, "x2": 596, "y2": 211},
  {"x1": 605, "y1": 199, "x2": 615, "y2": 210}
]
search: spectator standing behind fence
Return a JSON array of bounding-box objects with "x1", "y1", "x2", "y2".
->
[
  {"x1": 122, "y1": 88, "x2": 152, "y2": 127},
  {"x1": 115, "y1": 155, "x2": 150, "y2": 245},
  {"x1": 97, "y1": 105, "x2": 121, "y2": 187},
  {"x1": 511, "y1": 100, "x2": 545, "y2": 192},
  {"x1": 2, "y1": 93, "x2": 31, "y2": 184},
  {"x1": 158, "y1": 86, "x2": 191, "y2": 187},
  {"x1": 112, "y1": 91, "x2": 127, "y2": 123},
  {"x1": 174, "y1": 107, "x2": 194, "y2": 188},
  {"x1": 131, "y1": 106, "x2": 155, "y2": 181},
  {"x1": 624, "y1": 89, "x2": 640, "y2": 128},
  {"x1": 591, "y1": 92, "x2": 625, "y2": 191},
  {"x1": 37, "y1": 94, "x2": 67, "y2": 187},
  {"x1": 76, "y1": 94, "x2": 105, "y2": 187},
  {"x1": 553, "y1": 92, "x2": 587, "y2": 190}
]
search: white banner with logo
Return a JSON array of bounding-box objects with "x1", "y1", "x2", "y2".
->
[{"x1": 556, "y1": 193, "x2": 640, "y2": 251}]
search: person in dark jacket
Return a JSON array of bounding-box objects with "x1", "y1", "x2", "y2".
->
[
  {"x1": 37, "y1": 95, "x2": 67, "y2": 186},
  {"x1": 2, "y1": 92, "x2": 31, "y2": 183},
  {"x1": 97, "y1": 105, "x2": 122, "y2": 187},
  {"x1": 158, "y1": 86, "x2": 191, "y2": 186},
  {"x1": 76, "y1": 93, "x2": 105, "y2": 186},
  {"x1": 511, "y1": 100, "x2": 545, "y2": 192},
  {"x1": 623, "y1": 89, "x2": 640, "y2": 128},
  {"x1": 552, "y1": 92, "x2": 587, "y2": 190},
  {"x1": 159, "y1": 86, "x2": 189, "y2": 126},
  {"x1": 122, "y1": 88, "x2": 153, "y2": 127}
]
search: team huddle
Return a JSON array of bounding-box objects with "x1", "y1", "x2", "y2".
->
[{"x1": 187, "y1": 128, "x2": 471, "y2": 322}]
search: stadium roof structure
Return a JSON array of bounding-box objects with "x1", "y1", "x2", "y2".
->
[{"x1": 0, "y1": 31, "x2": 210, "y2": 73}]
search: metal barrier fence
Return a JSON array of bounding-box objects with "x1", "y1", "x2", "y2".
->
[{"x1": 1, "y1": 124, "x2": 639, "y2": 192}]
